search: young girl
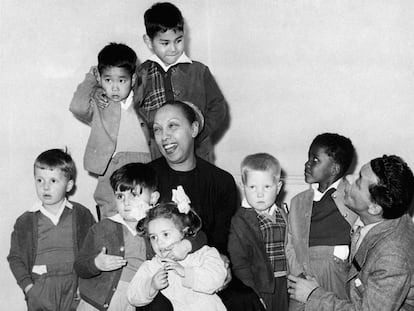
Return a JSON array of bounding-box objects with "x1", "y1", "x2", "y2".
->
[{"x1": 127, "y1": 201, "x2": 227, "y2": 311}]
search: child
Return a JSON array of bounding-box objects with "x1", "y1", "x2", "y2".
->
[
  {"x1": 70, "y1": 42, "x2": 152, "y2": 218},
  {"x1": 7, "y1": 148, "x2": 95, "y2": 311},
  {"x1": 285, "y1": 133, "x2": 357, "y2": 311},
  {"x1": 128, "y1": 202, "x2": 227, "y2": 311},
  {"x1": 228, "y1": 153, "x2": 289, "y2": 311},
  {"x1": 74, "y1": 162, "x2": 160, "y2": 311},
  {"x1": 85, "y1": 2, "x2": 227, "y2": 162}
]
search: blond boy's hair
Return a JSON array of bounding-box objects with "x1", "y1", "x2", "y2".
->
[{"x1": 241, "y1": 153, "x2": 281, "y2": 184}]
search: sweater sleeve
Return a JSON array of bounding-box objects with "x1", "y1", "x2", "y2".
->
[
  {"x1": 199, "y1": 66, "x2": 227, "y2": 140},
  {"x1": 69, "y1": 71, "x2": 99, "y2": 124},
  {"x1": 127, "y1": 260, "x2": 158, "y2": 307},
  {"x1": 73, "y1": 224, "x2": 103, "y2": 278},
  {"x1": 7, "y1": 215, "x2": 33, "y2": 291},
  {"x1": 227, "y1": 216, "x2": 257, "y2": 293},
  {"x1": 182, "y1": 246, "x2": 227, "y2": 294}
]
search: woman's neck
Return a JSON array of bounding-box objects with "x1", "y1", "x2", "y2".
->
[{"x1": 168, "y1": 155, "x2": 196, "y2": 172}]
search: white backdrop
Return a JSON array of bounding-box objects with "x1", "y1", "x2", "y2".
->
[{"x1": 1, "y1": 1, "x2": 414, "y2": 308}]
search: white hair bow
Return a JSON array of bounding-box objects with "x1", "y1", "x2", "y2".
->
[{"x1": 172, "y1": 186, "x2": 191, "y2": 214}]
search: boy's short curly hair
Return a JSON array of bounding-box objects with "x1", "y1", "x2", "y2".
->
[
  {"x1": 110, "y1": 163, "x2": 157, "y2": 193},
  {"x1": 144, "y1": 2, "x2": 184, "y2": 39},
  {"x1": 311, "y1": 133, "x2": 355, "y2": 177},
  {"x1": 97, "y1": 42, "x2": 137, "y2": 75},
  {"x1": 369, "y1": 155, "x2": 414, "y2": 219},
  {"x1": 137, "y1": 202, "x2": 202, "y2": 238},
  {"x1": 34, "y1": 148, "x2": 76, "y2": 180}
]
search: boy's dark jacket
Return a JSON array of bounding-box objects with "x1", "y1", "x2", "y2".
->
[
  {"x1": 228, "y1": 206, "x2": 288, "y2": 296},
  {"x1": 7, "y1": 201, "x2": 95, "y2": 292}
]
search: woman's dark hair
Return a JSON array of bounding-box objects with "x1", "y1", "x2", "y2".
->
[
  {"x1": 369, "y1": 155, "x2": 414, "y2": 219},
  {"x1": 137, "y1": 202, "x2": 202, "y2": 237}
]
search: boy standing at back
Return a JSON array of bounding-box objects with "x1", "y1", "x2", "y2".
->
[
  {"x1": 88, "y1": 2, "x2": 227, "y2": 162},
  {"x1": 286, "y1": 133, "x2": 357, "y2": 311},
  {"x1": 70, "y1": 43, "x2": 152, "y2": 218},
  {"x1": 7, "y1": 149, "x2": 95, "y2": 311},
  {"x1": 228, "y1": 153, "x2": 289, "y2": 311}
]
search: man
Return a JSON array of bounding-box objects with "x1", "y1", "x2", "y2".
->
[{"x1": 288, "y1": 155, "x2": 414, "y2": 310}]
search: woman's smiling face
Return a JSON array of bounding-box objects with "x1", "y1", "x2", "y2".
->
[{"x1": 153, "y1": 104, "x2": 199, "y2": 171}]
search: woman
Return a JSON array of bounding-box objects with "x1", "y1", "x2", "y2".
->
[{"x1": 149, "y1": 100, "x2": 265, "y2": 311}]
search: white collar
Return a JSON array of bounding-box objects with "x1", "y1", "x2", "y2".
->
[
  {"x1": 353, "y1": 216, "x2": 383, "y2": 251},
  {"x1": 241, "y1": 198, "x2": 278, "y2": 216},
  {"x1": 312, "y1": 179, "x2": 341, "y2": 202},
  {"x1": 108, "y1": 213, "x2": 137, "y2": 236},
  {"x1": 148, "y1": 52, "x2": 192, "y2": 72},
  {"x1": 29, "y1": 199, "x2": 72, "y2": 226},
  {"x1": 120, "y1": 90, "x2": 134, "y2": 110}
]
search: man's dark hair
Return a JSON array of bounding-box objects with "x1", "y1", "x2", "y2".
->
[
  {"x1": 97, "y1": 42, "x2": 137, "y2": 75},
  {"x1": 311, "y1": 133, "x2": 355, "y2": 177},
  {"x1": 144, "y1": 2, "x2": 184, "y2": 39},
  {"x1": 370, "y1": 155, "x2": 414, "y2": 219}
]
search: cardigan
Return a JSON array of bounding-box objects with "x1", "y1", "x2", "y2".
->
[
  {"x1": 286, "y1": 180, "x2": 358, "y2": 276},
  {"x1": 7, "y1": 201, "x2": 95, "y2": 292},
  {"x1": 228, "y1": 206, "x2": 288, "y2": 296},
  {"x1": 74, "y1": 218, "x2": 154, "y2": 311}
]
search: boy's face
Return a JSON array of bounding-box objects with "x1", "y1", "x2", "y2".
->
[
  {"x1": 304, "y1": 145, "x2": 337, "y2": 184},
  {"x1": 98, "y1": 66, "x2": 136, "y2": 103},
  {"x1": 243, "y1": 170, "x2": 281, "y2": 212},
  {"x1": 114, "y1": 185, "x2": 159, "y2": 222},
  {"x1": 34, "y1": 166, "x2": 73, "y2": 211},
  {"x1": 144, "y1": 29, "x2": 185, "y2": 66}
]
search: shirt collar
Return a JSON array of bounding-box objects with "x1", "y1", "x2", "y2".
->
[
  {"x1": 29, "y1": 199, "x2": 72, "y2": 226},
  {"x1": 353, "y1": 216, "x2": 383, "y2": 251},
  {"x1": 108, "y1": 213, "x2": 137, "y2": 236},
  {"x1": 148, "y1": 52, "x2": 192, "y2": 72},
  {"x1": 312, "y1": 179, "x2": 341, "y2": 202},
  {"x1": 120, "y1": 90, "x2": 134, "y2": 110},
  {"x1": 241, "y1": 198, "x2": 278, "y2": 216}
]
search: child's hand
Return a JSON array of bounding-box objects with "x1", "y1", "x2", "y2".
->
[
  {"x1": 216, "y1": 254, "x2": 232, "y2": 292},
  {"x1": 164, "y1": 239, "x2": 191, "y2": 261},
  {"x1": 151, "y1": 268, "x2": 169, "y2": 293},
  {"x1": 162, "y1": 258, "x2": 185, "y2": 277},
  {"x1": 94, "y1": 247, "x2": 127, "y2": 271},
  {"x1": 93, "y1": 87, "x2": 109, "y2": 109}
]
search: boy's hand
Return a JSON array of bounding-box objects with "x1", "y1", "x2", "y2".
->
[
  {"x1": 164, "y1": 239, "x2": 191, "y2": 261},
  {"x1": 94, "y1": 247, "x2": 127, "y2": 271},
  {"x1": 216, "y1": 254, "x2": 232, "y2": 292},
  {"x1": 93, "y1": 87, "x2": 109, "y2": 109},
  {"x1": 162, "y1": 258, "x2": 185, "y2": 277},
  {"x1": 151, "y1": 268, "x2": 169, "y2": 294}
]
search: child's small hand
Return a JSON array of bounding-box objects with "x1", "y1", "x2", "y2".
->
[
  {"x1": 161, "y1": 258, "x2": 185, "y2": 277},
  {"x1": 164, "y1": 239, "x2": 191, "y2": 261},
  {"x1": 93, "y1": 87, "x2": 109, "y2": 109},
  {"x1": 94, "y1": 247, "x2": 127, "y2": 271},
  {"x1": 151, "y1": 268, "x2": 169, "y2": 292}
]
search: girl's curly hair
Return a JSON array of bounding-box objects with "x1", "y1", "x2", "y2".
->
[{"x1": 137, "y1": 202, "x2": 202, "y2": 237}]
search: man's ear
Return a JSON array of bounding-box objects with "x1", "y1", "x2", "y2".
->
[
  {"x1": 191, "y1": 121, "x2": 200, "y2": 138},
  {"x1": 143, "y1": 34, "x2": 153, "y2": 51},
  {"x1": 367, "y1": 202, "x2": 382, "y2": 216},
  {"x1": 150, "y1": 191, "x2": 160, "y2": 206}
]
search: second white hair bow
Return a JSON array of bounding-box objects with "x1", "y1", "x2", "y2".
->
[{"x1": 172, "y1": 186, "x2": 191, "y2": 214}]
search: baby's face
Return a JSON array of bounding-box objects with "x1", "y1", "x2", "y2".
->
[
  {"x1": 98, "y1": 66, "x2": 135, "y2": 103},
  {"x1": 114, "y1": 185, "x2": 152, "y2": 222},
  {"x1": 243, "y1": 170, "x2": 281, "y2": 212}
]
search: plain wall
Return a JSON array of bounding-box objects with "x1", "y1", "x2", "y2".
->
[{"x1": 2, "y1": 0, "x2": 414, "y2": 308}]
